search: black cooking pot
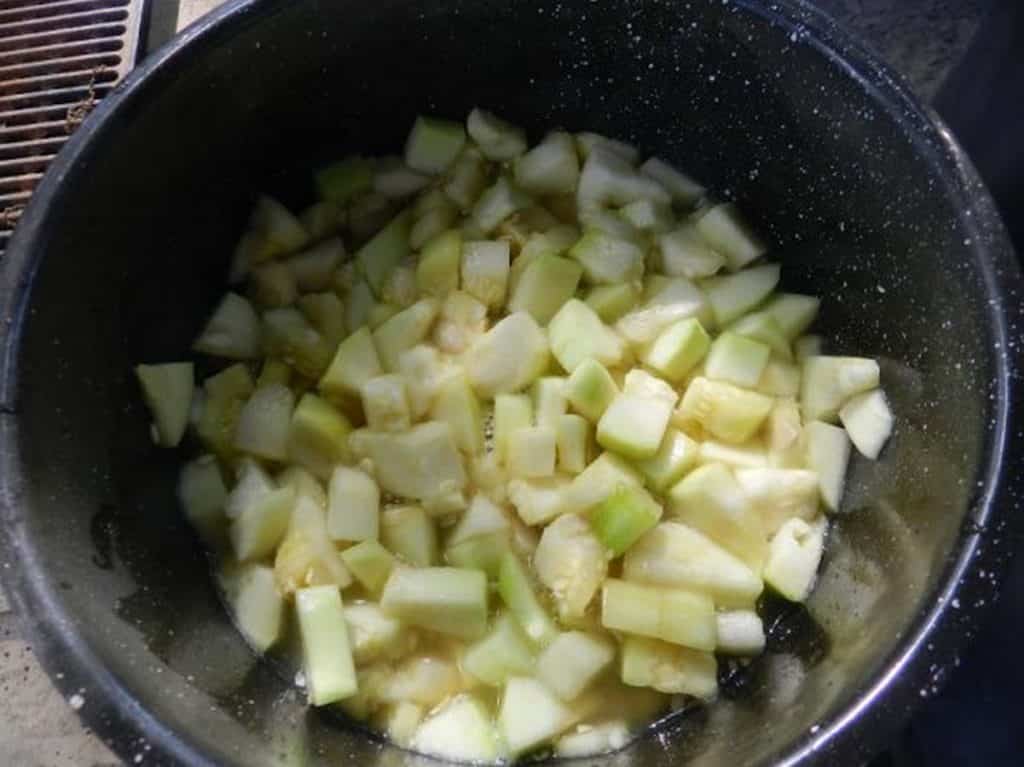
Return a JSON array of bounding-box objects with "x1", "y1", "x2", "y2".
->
[{"x1": 1, "y1": 1, "x2": 1022, "y2": 765}]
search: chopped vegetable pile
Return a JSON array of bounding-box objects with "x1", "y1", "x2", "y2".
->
[{"x1": 136, "y1": 108, "x2": 894, "y2": 762}]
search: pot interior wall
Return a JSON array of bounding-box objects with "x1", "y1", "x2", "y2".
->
[{"x1": 3, "y1": 1, "x2": 1000, "y2": 765}]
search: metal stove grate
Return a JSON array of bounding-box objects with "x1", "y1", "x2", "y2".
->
[{"x1": 0, "y1": 0, "x2": 146, "y2": 254}]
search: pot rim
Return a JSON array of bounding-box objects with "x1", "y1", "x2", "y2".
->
[{"x1": 0, "y1": 1, "x2": 1021, "y2": 765}]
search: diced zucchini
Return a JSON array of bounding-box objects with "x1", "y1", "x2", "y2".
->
[
  {"x1": 430, "y1": 373, "x2": 484, "y2": 455},
  {"x1": 354, "y1": 422, "x2": 466, "y2": 501},
  {"x1": 444, "y1": 147, "x2": 489, "y2": 211},
  {"x1": 667, "y1": 463, "x2": 766, "y2": 571},
  {"x1": 763, "y1": 293, "x2": 821, "y2": 339},
  {"x1": 577, "y1": 146, "x2": 668, "y2": 208},
  {"x1": 397, "y1": 344, "x2": 455, "y2": 418},
  {"x1": 372, "y1": 297, "x2": 440, "y2": 372},
  {"x1": 224, "y1": 459, "x2": 274, "y2": 520},
  {"x1": 230, "y1": 485, "x2": 295, "y2": 561},
  {"x1": 361, "y1": 374, "x2": 412, "y2": 432},
  {"x1": 263, "y1": 307, "x2": 334, "y2": 379},
  {"x1": 413, "y1": 695, "x2": 503, "y2": 762},
  {"x1": 381, "y1": 566, "x2": 488, "y2": 639},
  {"x1": 228, "y1": 563, "x2": 284, "y2": 653},
  {"x1": 274, "y1": 497, "x2": 351, "y2": 597},
  {"x1": 537, "y1": 631, "x2": 615, "y2": 701},
  {"x1": 694, "y1": 202, "x2": 766, "y2": 270},
  {"x1": 507, "y1": 476, "x2": 572, "y2": 526},
  {"x1": 465, "y1": 312, "x2": 550, "y2": 396},
  {"x1": 256, "y1": 358, "x2": 290, "y2": 389},
  {"x1": 801, "y1": 355, "x2": 881, "y2": 422},
  {"x1": 247, "y1": 195, "x2": 311, "y2": 259},
  {"x1": 316, "y1": 157, "x2": 373, "y2": 204},
  {"x1": 381, "y1": 264, "x2": 418, "y2": 308},
  {"x1": 530, "y1": 376, "x2": 566, "y2": 428},
  {"x1": 381, "y1": 655, "x2": 462, "y2": 707},
  {"x1": 349, "y1": 192, "x2": 398, "y2": 243},
  {"x1": 500, "y1": 677, "x2": 572, "y2": 756},
  {"x1": 355, "y1": 209, "x2": 412, "y2": 297},
  {"x1": 584, "y1": 282, "x2": 642, "y2": 323},
  {"x1": 675, "y1": 376, "x2": 773, "y2": 443},
  {"x1": 467, "y1": 108, "x2": 528, "y2": 161},
  {"x1": 177, "y1": 455, "x2": 227, "y2": 544},
  {"x1": 344, "y1": 279, "x2": 375, "y2": 332},
  {"x1": 565, "y1": 451, "x2": 642, "y2": 514},
  {"x1": 277, "y1": 467, "x2": 327, "y2": 507},
  {"x1": 515, "y1": 131, "x2": 580, "y2": 195},
  {"x1": 345, "y1": 603, "x2": 407, "y2": 664},
  {"x1": 534, "y1": 513, "x2": 608, "y2": 620},
  {"x1": 623, "y1": 522, "x2": 763, "y2": 608},
  {"x1": 411, "y1": 199, "x2": 459, "y2": 250},
  {"x1": 506, "y1": 425, "x2": 557, "y2": 479},
  {"x1": 193, "y1": 292, "x2": 262, "y2": 360},
  {"x1": 472, "y1": 176, "x2": 532, "y2": 233},
  {"x1": 615, "y1": 277, "x2": 708, "y2": 347},
  {"x1": 564, "y1": 358, "x2": 619, "y2": 422},
  {"x1": 635, "y1": 429, "x2": 699, "y2": 491},
  {"x1": 405, "y1": 116, "x2": 466, "y2": 174},
  {"x1": 568, "y1": 230, "x2": 645, "y2": 285},
  {"x1": 766, "y1": 398, "x2": 803, "y2": 453},
  {"x1": 804, "y1": 420, "x2": 851, "y2": 511},
  {"x1": 340, "y1": 540, "x2": 396, "y2": 594},
  {"x1": 577, "y1": 132, "x2": 640, "y2": 163},
  {"x1": 298, "y1": 292, "x2": 347, "y2": 347},
  {"x1": 640, "y1": 157, "x2": 705, "y2": 206},
  {"x1": 621, "y1": 198, "x2": 675, "y2": 234},
  {"x1": 380, "y1": 506, "x2": 438, "y2": 567},
  {"x1": 758, "y1": 358, "x2": 802, "y2": 397},
  {"x1": 763, "y1": 516, "x2": 827, "y2": 602},
  {"x1": 839, "y1": 388, "x2": 893, "y2": 459},
  {"x1": 445, "y1": 530, "x2": 511, "y2": 576},
  {"x1": 498, "y1": 552, "x2": 559, "y2": 646},
  {"x1": 703, "y1": 263, "x2": 781, "y2": 325},
  {"x1": 135, "y1": 362, "x2": 193, "y2": 447},
  {"x1": 508, "y1": 255, "x2": 583, "y2": 326},
  {"x1": 494, "y1": 393, "x2": 533, "y2": 463},
  {"x1": 556, "y1": 414, "x2": 590, "y2": 475},
  {"x1": 623, "y1": 368, "x2": 678, "y2": 404},
  {"x1": 643, "y1": 318, "x2": 711, "y2": 383},
  {"x1": 548, "y1": 299, "x2": 628, "y2": 373},
  {"x1": 657, "y1": 225, "x2": 725, "y2": 279},
  {"x1": 415, "y1": 229, "x2": 462, "y2": 297},
  {"x1": 286, "y1": 237, "x2": 345, "y2": 292},
  {"x1": 596, "y1": 392, "x2": 673, "y2": 460},
  {"x1": 697, "y1": 439, "x2": 769, "y2": 469},
  {"x1": 794, "y1": 334, "x2": 823, "y2": 362},
  {"x1": 729, "y1": 310, "x2": 792, "y2": 360},
  {"x1": 463, "y1": 612, "x2": 536, "y2": 686},
  {"x1": 461, "y1": 239, "x2": 510, "y2": 307},
  {"x1": 288, "y1": 393, "x2": 352, "y2": 478},
  {"x1": 233, "y1": 384, "x2": 295, "y2": 462},
  {"x1": 705, "y1": 332, "x2": 771, "y2": 388},
  {"x1": 715, "y1": 610, "x2": 766, "y2": 655},
  {"x1": 433, "y1": 288, "x2": 488, "y2": 354},
  {"x1": 384, "y1": 701, "x2": 425, "y2": 748},
  {"x1": 735, "y1": 467, "x2": 819, "y2": 536},
  {"x1": 578, "y1": 205, "x2": 642, "y2": 241},
  {"x1": 326, "y1": 466, "x2": 379, "y2": 542},
  {"x1": 601, "y1": 579, "x2": 716, "y2": 651},
  {"x1": 319, "y1": 327, "x2": 382, "y2": 399},
  {"x1": 556, "y1": 722, "x2": 632, "y2": 757},
  {"x1": 590, "y1": 484, "x2": 663, "y2": 556},
  {"x1": 620, "y1": 636, "x2": 717, "y2": 698},
  {"x1": 374, "y1": 158, "x2": 430, "y2": 199},
  {"x1": 295, "y1": 585, "x2": 358, "y2": 705}
]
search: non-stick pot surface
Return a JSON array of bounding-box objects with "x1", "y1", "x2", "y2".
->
[{"x1": 0, "y1": 1, "x2": 1021, "y2": 766}]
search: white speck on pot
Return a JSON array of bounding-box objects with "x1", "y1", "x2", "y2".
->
[{"x1": 69, "y1": 693, "x2": 85, "y2": 710}]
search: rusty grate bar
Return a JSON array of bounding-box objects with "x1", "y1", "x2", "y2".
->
[{"x1": 0, "y1": 0, "x2": 145, "y2": 254}]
